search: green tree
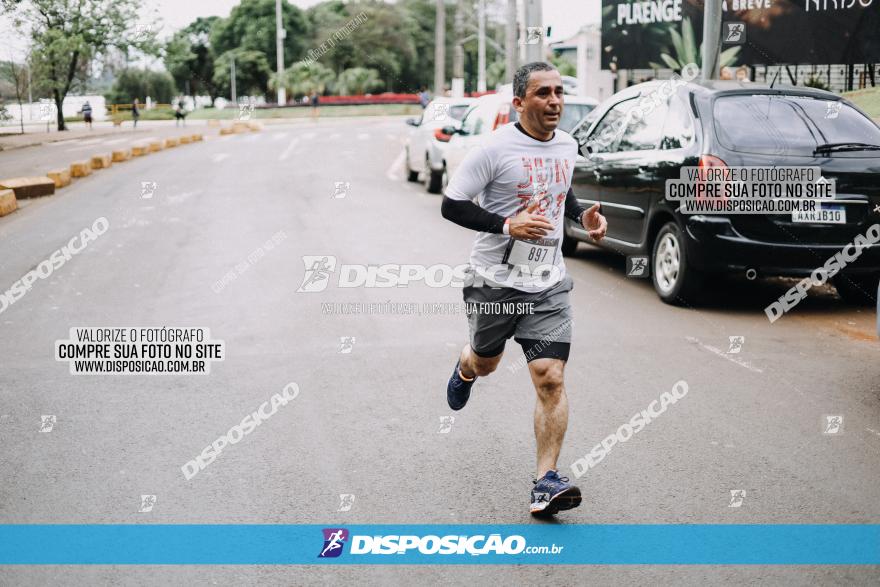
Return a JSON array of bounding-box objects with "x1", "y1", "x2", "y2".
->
[
  {"x1": 335, "y1": 67, "x2": 382, "y2": 95},
  {"x1": 306, "y1": 1, "x2": 419, "y2": 92},
  {"x1": 0, "y1": 57, "x2": 30, "y2": 133},
  {"x1": 214, "y1": 49, "x2": 272, "y2": 98},
  {"x1": 211, "y1": 0, "x2": 310, "y2": 70},
  {"x1": 550, "y1": 55, "x2": 577, "y2": 78},
  {"x1": 486, "y1": 60, "x2": 506, "y2": 90},
  {"x1": 0, "y1": 0, "x2": 159, "y2": 130},
  {"x1": 164, "y1": 16, "x2": 220, "y2": 98},
  {"x1": 271, "y1": 60, "x2": 335, "y2": 97},
  {"x1": 105, "y1": 68, "x2": 176, "y2": 104}
]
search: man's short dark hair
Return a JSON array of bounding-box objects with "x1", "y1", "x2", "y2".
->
[{"x1": 513, "y1": 62, "x2": 558, "y2": 99}]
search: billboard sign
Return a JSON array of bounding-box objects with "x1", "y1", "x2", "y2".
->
[{"x1": 601, "y1": 0, "x2": 880, "y2": 70}]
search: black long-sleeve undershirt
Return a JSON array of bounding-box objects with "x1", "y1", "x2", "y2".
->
[{"x1": 441, "y1": 187, "x2": 590, "y2": 234}]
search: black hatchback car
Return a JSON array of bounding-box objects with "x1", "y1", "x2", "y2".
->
[{"x1": 565, "y1": 80, "x2": 880, "y2": 305}]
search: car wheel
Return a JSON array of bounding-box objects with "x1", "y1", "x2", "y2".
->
[
  {"x1": 405, "y1": 149, "x2": 419, "y2": 182},
  {"x1": 834, "y1": 274, "x2": 879, "y2": 306},
  {"x1": 427, "y1": 162, "x2": 446, "y2": 194},
  {"x1": 561, "y1": 224, "x2": 578, "y2": 256},
  {"x1": 652, "y1": 221, "x2": 702, "y2": 305}
]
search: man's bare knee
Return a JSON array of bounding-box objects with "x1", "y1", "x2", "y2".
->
[
  {"x1": 472, "y1": 353, "x2": 501, "y2": 376},
  {"x1": 463, "y1": 345, "x2": 502, "y2": 376},
  {"x1": 529, "y1": 359, "x2": 565, "y2": 398}
]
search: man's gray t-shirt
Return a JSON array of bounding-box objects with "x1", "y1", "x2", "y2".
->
[{"x1": 445, "y1": 123, "x2": 578, "y2": 293}]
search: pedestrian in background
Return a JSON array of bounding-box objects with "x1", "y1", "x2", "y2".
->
[
  {"x1": 175, "y1": 99, "x2": 187, "y2": 126},
  {"x1": 310, "y1": 91, "x2": 320, "y2": 120},
  {"x1": 81, "y1": 101, "x2": 93, "y2": 129},
  {"x1": 419, "y1": 87, "x2": 431, "y2": 109},
  {"x1": 132, "y1": 98, "x2": 140, "y2": 128}
]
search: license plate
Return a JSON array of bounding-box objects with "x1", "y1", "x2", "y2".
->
[{"x1": 792, "y1": 204, "x2": 846, "y2": 224}]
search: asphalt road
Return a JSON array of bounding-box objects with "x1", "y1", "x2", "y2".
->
[{"x1": 0, "y1": 116, "x2": 878, "y2": 585}]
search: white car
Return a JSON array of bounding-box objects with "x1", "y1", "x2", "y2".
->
[
  {"x1": 442, "y1": 92, "x2": 598, "y2": 183},
  {"x1": 404, "y1": 97, "x2": 474, "y2": 193}
]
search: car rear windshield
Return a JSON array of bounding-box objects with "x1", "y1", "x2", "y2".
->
[
  {"x1": 713, "y1": 94, "x2": 880, "y2": 156},
  {"x1": 560, "y1": 104, "x2": 595, "y2": 133},
  {"x1": 448, "y1": 105, "x2": 470, "y2": 121}
]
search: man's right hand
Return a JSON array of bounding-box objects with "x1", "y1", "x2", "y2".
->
[{"x1": 508, "y1": 201, "x2": 554, "y2": 240}]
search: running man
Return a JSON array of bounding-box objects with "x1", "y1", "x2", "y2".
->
[{"x1": 441, "y1": 62, "x2": 607, "y2": 516}]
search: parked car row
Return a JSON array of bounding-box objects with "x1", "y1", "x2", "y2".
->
[
  {"x1": 405, "y1": 82, "x2": 880, "y2": 308},
  {"x1": 404, "y1": 92, "x2": 597, "y2": 194},
  {"x1": 566, "y1": 80, "x2": 880, "y2": 305}
]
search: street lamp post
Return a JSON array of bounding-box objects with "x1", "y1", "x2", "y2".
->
[
  {"x1": 276, "y1": 0, "x2": 286, "y2": 105},
  {"x1": 701, "y1": 0, "x2": 722, "y2": 81},
  {"x1": 230, "y1": 57, "x2": 237, "y2": 104}
]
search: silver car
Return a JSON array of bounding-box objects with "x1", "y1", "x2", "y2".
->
[{"x1": 404, "y1": 97, "x2": 474, "y2": 193}]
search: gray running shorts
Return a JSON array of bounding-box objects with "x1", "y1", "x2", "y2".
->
[{"x1": 462, "y1": 273, "x2": 574, "y2": 360}]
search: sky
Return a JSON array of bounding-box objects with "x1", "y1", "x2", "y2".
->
[{"x1": 1, "y1": 0, "x2": 601, "y2": 61}]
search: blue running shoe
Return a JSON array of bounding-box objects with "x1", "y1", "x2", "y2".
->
[
  {"x1": 530, "y1": 470, "x2": 582, "y2": 515},
  {"x1": 447, "y1": 360, "x2": 476, "y2": 411}
]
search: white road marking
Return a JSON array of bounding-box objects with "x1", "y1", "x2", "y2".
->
[
  {"x1": 102, "y1": 137, "x2": 129, "y2": 146},
  {"x1": 329, "y1": 133, "x2": 341, "y2": 140},
  {"x1": 279, "y1": 138, "x2": 300, "y2": 161},
  {"x1": 302, "y1": 132, "x2": 316, "y2": 140},
  {"x1": 47, "y1": 140, "x2": 81, "y2": 147},
  {"x1": 385, "y1": 148, "x2": 406, "y2": 181},
  {"x1": 211, "y1": 153, "x2": 230, "y2": 163},
  {"x1": 272, "y1": 132, "x2": 289, "y2": 141},
  {"x1": 867, "y1": 428, "x2": 880, "y2": 438},
  {"x1": 357, "y1": 133, "x2": 370, "y2": 140},
  {"x1": 685, "y1": 336, "x2": 763, "y2": 374}
]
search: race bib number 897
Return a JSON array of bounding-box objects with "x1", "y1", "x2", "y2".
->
[{"x1": 502, "y1": 237, "x2": 558, "y2": 273}]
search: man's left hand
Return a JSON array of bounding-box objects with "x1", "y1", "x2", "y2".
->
[{"x1": 582, "y1": 203, "x2": 607, "y2": 241}]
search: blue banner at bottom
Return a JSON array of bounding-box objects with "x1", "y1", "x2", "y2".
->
[{"x1": 0, "y1": 525, "x2": 878, "y2": 564}]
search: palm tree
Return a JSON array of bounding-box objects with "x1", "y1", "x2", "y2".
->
[
  {"x1": 271, "y1": 62, "x2": 335, "y2": 97},
  {"x1": 335, "y1": 67, "x2": 383, "y2": 95}
]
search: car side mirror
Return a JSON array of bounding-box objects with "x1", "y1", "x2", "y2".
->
[
  {"x1": 579, "y1": 141, "x2": 596, "y2": 158},
  {"x1": 406, "y1": 118, "x2": 419, "y2": 127},
  {"x1": 441, "y1": 125, "x2": 459, "y2": 136}
]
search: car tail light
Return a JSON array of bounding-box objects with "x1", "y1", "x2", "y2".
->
[
  {"x1": 493, "y1": 106, "x2": 510, "y2": 130},
  {"x1": 433, "y1": 128, "x2": 452, "y2": 143},
  {"x1": 696, "y1": 154, "x2": 729, "y2": 204},
  {"x1": 697, "y1": 155, "x2": 727, "y2": 178}
]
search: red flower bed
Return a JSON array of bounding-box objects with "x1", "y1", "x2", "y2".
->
[{"x1": 279, "y1": 91, "x2": 498, "y2": 107}]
